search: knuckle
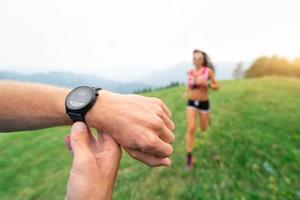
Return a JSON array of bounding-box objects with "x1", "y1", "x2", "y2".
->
[
  {"x1": 148, "y1": 136, "x2": 157, "y2": 146},
  {"x1": 151, "y1": 118, "x2": 164, "y2": 130},
  {"x1": 157, "y1": 99, "x2": 164, "y2": 106},
  {"x1": 142, "y1": 136, "x2": 156, "y2": 151},
  {"x1": 72, "y1": 136, "x2": 88, "y2": 144},
  {"x1": 152, "y1": 97, "x2": 163, "y2": 105},
  {"x1": 157, "y1": 119, "x2": 164, "y2": 128},
  {"x1": 126, "y1": 140, "x2": 136, "y2": 149},
  {"x1": 155, "y1": 106, "x2": 164, "y2": 116}
]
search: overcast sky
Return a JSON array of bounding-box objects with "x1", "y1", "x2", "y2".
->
[{"x1": 1, "y1": 0, "x2": 299, "y2": 80}]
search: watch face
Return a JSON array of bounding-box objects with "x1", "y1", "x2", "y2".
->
[{"x1": 66, "y1": 86, "x2": 94, "y2": 110}]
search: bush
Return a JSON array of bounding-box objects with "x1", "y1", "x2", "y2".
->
[{"x1": 245, "y1": 55, "x2": 300, "y2": 78}]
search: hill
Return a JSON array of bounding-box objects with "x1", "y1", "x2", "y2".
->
[
  {"x1": 0, "y1": 61, "x2": 244, "y2": 92},
  {"x1": 0, "y1": 77, "x2": 299, "y2": 199},
  {"x1": 0, "y1": 70, "x2": 150, "y2": 93},
  {"x1": 138, "y1": 62, "x2": 242, "y2": 87}
]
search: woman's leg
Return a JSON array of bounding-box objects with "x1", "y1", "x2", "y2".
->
[
  {"x1": 185, "y1": 107, "x2": 197, "y2": 169},
  {"x1": 199, "y1": 111, "x2": 210, "y2": 132},
  {"x1": 185, "y1": 108, "x2": 197, "y2": 152}
]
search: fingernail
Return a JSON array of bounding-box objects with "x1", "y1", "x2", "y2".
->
[{"x1": 72, "y1": 122, "x2": 86, "y2": 133}]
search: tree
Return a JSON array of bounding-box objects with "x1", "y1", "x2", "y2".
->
[
  {"x1": 232, "y1": 62, "x2": 244, "y2": 79},
  {"x1": 245, "y1": 55, "x2": 300, "y2": 78}
]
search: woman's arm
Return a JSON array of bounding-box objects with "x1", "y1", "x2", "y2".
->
[
  {"x1": 209, "y1": 69, "x2": 219, "y2": 90},
  {"x1": 183, "y1": 86, "x2": 190, "y2": 99}
]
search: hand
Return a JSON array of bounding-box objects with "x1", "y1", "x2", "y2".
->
[
  {"x1": 183, "y1": 91, "x2": 189, "y2": 99},
  {"x1": 196, "y1": 79, "x2": 208, "y2": 87},
  {"x1": 64, "y1": 122, "x2": 122, "y2": 200},
  {"x1": 182, "y1": 91, "x2": 188, "y2": 99},
  {"x1": 86, "y1": 91, "x2": 175, "y2": 167}
]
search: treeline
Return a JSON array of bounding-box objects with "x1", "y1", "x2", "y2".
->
[
  {"x1": 245, "y1": 56, "x2": 300, "y2": 78},
  {"x1": 135, "y1": 81, "x2": 182, "y2": 94}
]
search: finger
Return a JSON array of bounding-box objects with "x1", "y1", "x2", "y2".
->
[
  {"x1": 154, "y1": 106, "x2": 175, "y2": 132},
  {"x1": 140, "y1": 134, "x2": 173, "y2": 158},
  {"x1": 64, "y1": 135, "x2": 74, "y2": 156},
  {"x1": 125, "y1": 148, "x2": 171, "y2": 167},
  {"x1": 149, "y1": 110, "x2": 175, "y2": 143},
  {"x1": 161, "y1": 112, "x2": 176, "y2": 131},
  {"x1": 149, "y1": 97, "x2": 172, "y2": 118},
  {"x1": 159, "y1": 123, "x2": 175, "y2": 144},
  {"x1": 64, "y1": 135, "x2": 72, "y2": 151},
  {"x1": 161, "y1": 102, "x2": 172, "y2": 118},
  {"x1": 159, "y1": 110, "x2": 175, "y2": 131},
  {"x1": 70, "y1": 122, "x2": 91, "y2": 158}
]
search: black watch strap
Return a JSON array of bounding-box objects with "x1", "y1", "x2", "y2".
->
[
  {"x1": 92, "y1": 87, "x2": 101, "y2": 97},
  {"x1": 68, "y1": 112, "x2": 86, "y2": 122},
  {"x1": 91, "y1": 87, "x2": 102, "y2": 92}
]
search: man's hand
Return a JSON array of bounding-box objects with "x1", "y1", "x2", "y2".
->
[
  {"x1": 86, "y1": 91, "x2": 175, "y2": 167},
  {"x1": 64, "y1": 122, "x2": 121, "y2": 200},
  {"x1": 0, "y1": 81, "x2": 176, "y2": 167}
]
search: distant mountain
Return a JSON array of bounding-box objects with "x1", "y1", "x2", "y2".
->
[
  {"x1": 137, "y1": 62, "x2": 245, "y2": 87},
  {"x1": 0, "y1": 62, "x2": 251, "y2": 92},
  {"x1": 0, "y1": 70, "x2": 150, "y2": 93}
]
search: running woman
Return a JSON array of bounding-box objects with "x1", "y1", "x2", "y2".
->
[{"x1": 184, "y1": 49, "x2": 219, "y2": 170}]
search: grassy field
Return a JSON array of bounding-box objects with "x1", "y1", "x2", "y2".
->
[{"x1": 0, "y1": 77, "x2": 300, "y2": 200}]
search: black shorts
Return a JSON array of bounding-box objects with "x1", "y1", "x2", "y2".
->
[{"x1": 187, "y1": 99, "x2": 210, "y2": 112}]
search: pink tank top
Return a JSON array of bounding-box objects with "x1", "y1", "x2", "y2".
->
[{"x1": 187, "y1": 67, "x2": 209, "y2": 89}]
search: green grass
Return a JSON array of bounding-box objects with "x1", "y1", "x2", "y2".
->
[{"x1": 1, "y1": 77, "x2": 300, "y2": 200}]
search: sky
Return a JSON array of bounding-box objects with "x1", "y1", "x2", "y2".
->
[{"x1": 1, "y1": 0, "x2": 300, "y2": 81}]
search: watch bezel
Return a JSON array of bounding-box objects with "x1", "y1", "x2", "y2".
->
[{"x1": 65, "y1": 86, "x2": 99, "y2": 122}]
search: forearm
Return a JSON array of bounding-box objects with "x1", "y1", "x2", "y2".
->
[{"x1": 0, "y1": 81, "x2": 72, "y2": 132}]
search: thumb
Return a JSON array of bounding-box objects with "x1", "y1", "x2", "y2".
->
[{"x1": 70, "y1": 122, "x2": 91, "y2": 158}]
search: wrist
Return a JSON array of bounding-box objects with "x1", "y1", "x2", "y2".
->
[
  {"x1": 86, "y1": 183, "x2": 113, "y2": 200},
  {"x1": 85, "y1": 90, "x2": 112, "y2": 130},
  {"x1": 66, "y1": 184, "x2": 112, "y2": 200},
  {"x1": 55, "y1": 88, "x2": 73, "y2": 126}
]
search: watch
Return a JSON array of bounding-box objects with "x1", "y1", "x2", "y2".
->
[{"x1": 65, "y1": 86, "x2": 101, "y2": 122}]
